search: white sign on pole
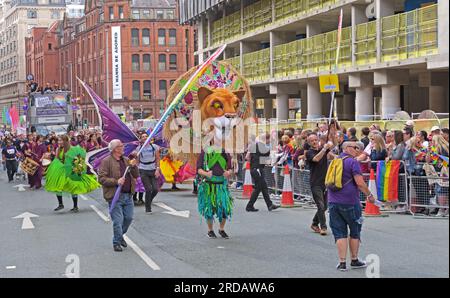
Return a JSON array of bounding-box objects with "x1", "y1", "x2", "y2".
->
[{"x1": 111, "y1": 26, "x2": 123, "y2": 100}]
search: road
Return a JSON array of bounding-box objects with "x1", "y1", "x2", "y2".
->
[{"x1": 0, "y1": 172, "x2": 448, "y2": 278}]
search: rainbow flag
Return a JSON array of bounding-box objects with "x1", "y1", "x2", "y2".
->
[{"x1": 376, "y1": 160, "x2": 401, "y2": 202}]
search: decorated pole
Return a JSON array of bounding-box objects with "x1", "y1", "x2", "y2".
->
[
  {"x1": 327, "y1": 9, "x2": 344, "y2": 123},
  {"x1": 107, "y1": 44, "x2": 227, "y2": 213}
]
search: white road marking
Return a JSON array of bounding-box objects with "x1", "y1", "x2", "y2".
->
[
  {"x1": 123, "y1": 235, "x2": 161, "y2": 271},
  {"x1": 13, "y1": 212, "x2": 39, "y2": 230},
  {"x1": 217, "y1": 246, "x2": 225, "y2": 249},
  {"x1": 89, "y1": 205, "x2": 110, "y2": 222},
  {"x1": 153, "y1": 202, "x2": 190, "y2": 218},
  {"x1": 79, "y1": 195, "x2": 89, "y2": 201},
  {"x1": 6, "y1": 266, "x2": 16, "y2": 269},
  {"x1": 90, "y1": 204, "x2": 161, "y2": 271}
]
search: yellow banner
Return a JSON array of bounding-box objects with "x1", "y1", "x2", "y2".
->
[{"x1": 319, "y1": 75, "x2": 340, "y2": 93}]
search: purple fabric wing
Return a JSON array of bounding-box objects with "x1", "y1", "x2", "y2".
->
[
  {"x1": 80, "y1": 80, "x2": 138, "y2": 144},
  {"x1": 86, "y1": 142, "x2": 139, "y2": 173}
]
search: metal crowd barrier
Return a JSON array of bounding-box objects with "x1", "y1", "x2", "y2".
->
[
  {"x1": 409, "y1": 174, "x2": 449, "y2": 217},
  {"x1": 231, "y1": 159, "x2": 414, "y2": 214}
]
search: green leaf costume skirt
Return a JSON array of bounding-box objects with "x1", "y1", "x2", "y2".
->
[
  {"x1": 45, "y1": 146, "x2": 100, "y2": 195},
  {"x1": 198, "y1": 175, "x2": 233, "y2": 221}
]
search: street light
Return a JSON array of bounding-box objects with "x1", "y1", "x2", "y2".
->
[{"x1": 140, "y1": 105, "x2": 143, "y2": 119}]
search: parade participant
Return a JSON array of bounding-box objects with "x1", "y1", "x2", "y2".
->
[
  {"x1": 45, "y1": 135, "x2": 100, "y2": 212},
  {"x1": 23, "y1": 134, "x2": 40, "y2": 189},
  {"x1": 137, "y1": 133, "x2": 161, "y2": 213},
  {"x1": 2, "y1": 139, "x2": 19, "y2": 182},
  {"x1": 328, "y1": 142, "x2": 375, "y2": 271},
  {"x1": 98, "y1": 139, "x2": 139, "y2": 252},
  {"x1": 162, "y1": 60, "x2": 253, "y2": 239},
  {"x1": 245, "y1": 133, "x2": 280, "y2": 212},
  {"x1": 306, "y1": 133, "x2": 335, "y2": 236},
  {"x1": 86, "y1": 133, "x2": 101, "y2": 152},
  {"x1": 160, "y1": 148, "x2": 183, "y2": 190}
]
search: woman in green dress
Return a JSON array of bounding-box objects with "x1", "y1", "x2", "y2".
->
[{"x1": 45, "y1": 135, "x2": 100, "y2": 212}]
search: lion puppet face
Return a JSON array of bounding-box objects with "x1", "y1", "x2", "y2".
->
[{"x1": 197, "y1": 87, "x2": 246, "y2": 141}]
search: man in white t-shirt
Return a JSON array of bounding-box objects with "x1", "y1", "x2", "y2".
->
[{"x1": 137, "y1": 133, "x2": 160, "y2": 213}]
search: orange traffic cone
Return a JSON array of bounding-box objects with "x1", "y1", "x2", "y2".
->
[
  {"x1": 242, "y1": 162, "x2": 253, "y2": 199},
  {"x1": 364, "y1": 169, "x2": 387, "y2": 217},
  {"x1": 281, "y1": 165, "x2": 294, "y2": 207}
]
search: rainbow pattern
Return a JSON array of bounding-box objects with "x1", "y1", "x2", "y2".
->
[{"x1": 376, "y1": 160, "x2": 401, "y2": 202}]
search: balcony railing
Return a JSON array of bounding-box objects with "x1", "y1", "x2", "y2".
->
[{"x1": 221, "y1": 5, "x2": 439, "y2": 83}]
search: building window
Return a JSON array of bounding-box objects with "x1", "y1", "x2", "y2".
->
[
  {"x1": 169, "y1": 54, "x2": 177, "y2": 70},
  {"x1": 143, "y1": 54, "x2": 151, "y2": 71},
  {"x1": 109, "y1": 6, "x2": 114, "y2": 20},
  {"x1": 143, "y1": 80, "x2": 151, "y2": 100},
  {"x1": 132, "y1": 9, "x2": 139, "y2": 19},
  {"x1": 118, "y1": 6, "x2": 124, "y2": 19},
  {"x1": 166, "y1": 10, "x2": 174, "y2": 19},
  {"x1": 48, "y1": 43, "x2": 52, "y2": 50},
  {"x1": 132, "y1": 80, "x2": 140, "y2": 100},
  {"x1": 142, "y1": 29, "x2": 150, "y2": 46},
  {"x1": 51, "y1": 10, "x2": 60, "y2": 19},
  {"x1": 142, "y1": 10, "x2": 150, "y2": 19},
  {"x1": 132, "y1": 54, "x2": 140, "y2": 72},
  {"x1": 159, "y1": 80, "x2": 167, "y2": 98},
  {"x1": 158, "y1": 29, "x2": 165, "y2": 46},
  {"x1": 27, "y1": 10, "x2": 37, "y2": 19},
  {"x1": 158, "y1": 54, "x2": 166, "y2": 71},
  {"x1": 131, "y1": 29, "x2": 139, "y2": 47},
  {"x1": 156, "y1": 10, "x2": 164, "y2": 20},
  {"x1": 169, "y1": 29, "x2": 177, "y2": 46}
]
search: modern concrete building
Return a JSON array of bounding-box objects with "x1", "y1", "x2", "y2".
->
[
  {"x1": 179, "y1": 0, "x2": 449, "y2": 121},
  {"x1": 0, "y1": 0, "x2": 65, "y2": 120}
]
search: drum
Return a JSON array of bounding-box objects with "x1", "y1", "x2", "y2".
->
[
  {"x1": 20, "y1": 157, "x2": 39, "y2": 176},
  {"x1": 42, "y1": 158, "x2": 52, "y2": 176}
]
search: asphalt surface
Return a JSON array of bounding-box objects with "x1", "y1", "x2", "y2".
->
[{"x1": 0, "y1": 170, "x2": 448, "y2": 278}]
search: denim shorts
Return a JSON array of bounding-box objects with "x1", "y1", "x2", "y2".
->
[{"x1": 329, "y1": 203, "x2": 362, "y2": 242}]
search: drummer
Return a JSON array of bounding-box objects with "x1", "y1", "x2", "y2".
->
[{"x1": 25, "y1": 135, "x2": 47, "y2": 190}]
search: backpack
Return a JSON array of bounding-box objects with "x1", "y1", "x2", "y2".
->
[{"x1": 325, "y1": 156, "x2": 351, "y2": 191}]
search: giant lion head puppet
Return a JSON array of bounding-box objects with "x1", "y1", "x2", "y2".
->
[{"x1": 163, "y1": 61, "x2": 253, "y2": 166}]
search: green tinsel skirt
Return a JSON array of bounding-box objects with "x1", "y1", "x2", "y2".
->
[
  {"x1": 198, "y1": 175, "x2": 233, "y2": 221},
  {"x1": 45, "y1": 158, "x2": 100, "y2": 195}
]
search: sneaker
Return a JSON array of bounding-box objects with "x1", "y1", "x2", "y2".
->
[
  {"x1": 436, "y1": 209, "x2": 446, "y2": 217},
  {"x1": 207, "y1": 231, "x2": 217, "y2": 239},
  {"x1": 320, "y1": 228, "x2": 328, "y2": 236},
  {"x1": 54, "y1": 205, "x2": 64, "y2": 211},
  {"x1": 218, "y1": 230, "x2": 229, "y2": 239},
  {"x1": 113, "y1": 245, "x2": 123, "y2": 252},
  {"x1": 70, "y1": 207, "x2": 79, "y2": 213},
  {"x1": 350, "y1": 259, "x2": 367, "y2": 269},
  {"x1": 336, "y1": 262, "x2": 348, "y2": 272},
  {"x1": 120, "y1": 239, "x2": 128, "y2": 248},
  {"x1": 310, "y1": 225, "x2": 320, "y2": 233}
]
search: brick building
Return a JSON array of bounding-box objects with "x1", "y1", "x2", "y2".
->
[
  {"x1": 57, "y1": 0, "x2": 194, "y2": 125},
  {"x1": 25, "y1": 23, "x2": 61, "y2": 89}
]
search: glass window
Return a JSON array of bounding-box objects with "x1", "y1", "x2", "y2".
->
[
  {"x1": 158, "y1": 29, "x2": 165, "y2": 46},
  {"x1": 132, "y1": 81, "x2": 140, "y2": 100},
  {"x1": 131, "y1": 28, "x2": 139, "y2": 47},
  {"x1": 142, "y1": 29, "x2": 150, "y2": 46},
  {"x1": 132, "y1": 9, "x2": 140, "y2": 19},
  {"x1": 27, "y1": 10, "x2": 37, "y2": 19},
  {"x1": 169, "y1": 54, "x2": 177, "y2": 70},
  {"x1": 143, "y1": 80, "x2": 151, "y2": 99},
  {"x1": 166, "y1": 10, "x2": 174, "y2": 19},
  {"x1": 158, "y1": 54, "x2": 166, "y2": 71},
  {"x1": 169, "y1": 29, "x2": 177, "y2": 46},
  {"x1": 119, "y1": 6, "x2": 124, "y2": 19},
  {"x1": 132, "y1": 54, "x2": 140, "y2": 72},
  {"x1": 109, "y1": 6, "x2": 114, "y2": 20},
  {"x1": 143, "y1": 54, "x2": 151, "y2": 71},
  {"x1": 156, "y1": 10, "x2": 164, "y2": 20},
  {"x1": 142, "y1": 10, "x2": 151, "y2": 19},
  {"x1": 159, "y1": 80, "x2": 167, "y2": 98},
  {"x1": 51, "y1": 10, "x2": 60, "y2": 19}
]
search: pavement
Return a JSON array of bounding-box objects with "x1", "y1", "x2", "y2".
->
[{"x1": 0, "y1": 171, "x2": 448, "y2": 278}]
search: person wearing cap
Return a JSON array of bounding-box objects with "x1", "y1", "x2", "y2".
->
[
  {"x1": 430, "y1": 126, "x2": 441, "y2": 138},
  {"x1": 98, "y1": 139, "x2": 139, "y2": 252}
]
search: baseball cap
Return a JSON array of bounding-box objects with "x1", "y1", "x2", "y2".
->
[{"x1": 431, "y1": 126, "x2": 441, "y2": 132}]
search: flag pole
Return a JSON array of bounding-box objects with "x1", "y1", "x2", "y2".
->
[{"x1": 327, "y1": 9, "x2": 343, "y2": 125}]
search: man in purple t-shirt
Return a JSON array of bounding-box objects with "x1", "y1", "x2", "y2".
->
[{"x1": 327, "y1": 141, "x2": 376, "y2": 272}]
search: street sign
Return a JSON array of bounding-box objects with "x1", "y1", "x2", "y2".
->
[{"x1": 319, "y1": 74, "x2": 340, "y2": 93}]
